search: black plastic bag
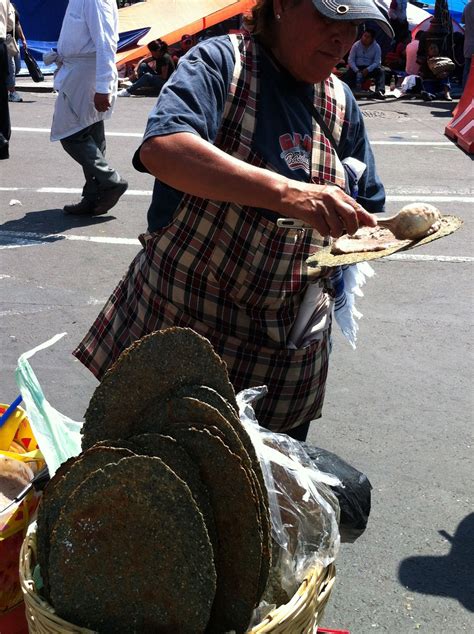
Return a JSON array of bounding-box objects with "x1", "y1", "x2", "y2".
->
[
  {"x1": 23, "y1": 49, "x2": 44, "y2": 83},
  {"x1": 301, "y1": 442, "x2": 372, "y2": 543}
]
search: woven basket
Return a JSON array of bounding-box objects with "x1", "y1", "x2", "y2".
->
[{"x1": 20, "y1": 528, "x2": 336, "y2": 634}]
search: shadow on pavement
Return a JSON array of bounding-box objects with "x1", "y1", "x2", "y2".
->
[
  {"x1": 398, "y1": 513, "x2": 474, "y2": 612},
  {"x1": 0, "y1": 208, "x2": 115, "y2": 246}
]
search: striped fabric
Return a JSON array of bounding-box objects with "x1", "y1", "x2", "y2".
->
[{"x1": 73, "y1": 33, "x2": 347, "y2": 433}]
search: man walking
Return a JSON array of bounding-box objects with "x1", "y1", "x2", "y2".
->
[
  {"x1": 50, "y1": 0, "x2": 127, "y2": 216},
  {"x1": 0, "y1": 0, "x2": 12, "y2": 159},
  {"x1": 344, "y1": 28, "x2": 386, "y2": 99}
]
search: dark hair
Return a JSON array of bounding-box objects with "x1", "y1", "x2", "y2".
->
[
  {"x1": 364, "y1": 28, "x2": 376, "y2": 39},
  {"x1": 148, "y1": 38, "x2": 168, "y2": 53},
  {"x1": 244, "y1": 0, "x2": 303, "y2": 44}
]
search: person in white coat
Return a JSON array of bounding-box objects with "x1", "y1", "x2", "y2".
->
[{"x1": 50, "y1": 0, "x2": 128, "y2": 216}]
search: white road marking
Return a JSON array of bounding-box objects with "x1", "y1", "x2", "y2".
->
[
  {"x1": 10, "y1": 128, "x2": 458, "y2": 145},
  {"x1": 1, "y1": 185, "x2": 473, "y2": 204},
  {"x1": 0, "y1": 229, "x2": 140, "y2": 248},
  {"x1": 0, "y1": 186, "x2": 151, "y2": 196},
  {"x1": 386, "y1": 196, "x2": 473, "y2": 203},
  {"x1": 11, "y1": 126, "x2": 142, "y2": 138},
  {"x1": 371, "y1": 141, "x2": 453, "y2": 146},
  {"x1": 383, "y1": 254, "x2": 473, "y2": 263},
  {"x1": 0, "y1": 229, "x2": 471, "y2": 263}
]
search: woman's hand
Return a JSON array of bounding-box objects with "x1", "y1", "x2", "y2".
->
[{"x1": 280, "y1": 181, "x2": 376, "y2": 238}]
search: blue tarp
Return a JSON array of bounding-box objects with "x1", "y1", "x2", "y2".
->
[
  {"x1": 17, "y1": 26, "x2": 151, "y2": 75},
  {"x1": 15, "y1": 0, "x2": 68, "y2": 42},
  {"x1": 424, "y1": 0, "x2": 467, "y2": 24}
]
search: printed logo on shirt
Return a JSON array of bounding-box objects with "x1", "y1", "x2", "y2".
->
[{"x1": 279, "y1": 133, "x2": 312, "y2": 174}]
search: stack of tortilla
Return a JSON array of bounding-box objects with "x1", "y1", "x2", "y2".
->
[{"x1": 36, "y1": 328, "x2": 271, "y2": 634}]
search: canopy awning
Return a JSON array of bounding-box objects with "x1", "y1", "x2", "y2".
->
[{"x1": 116, "y1": 0, "x2": 255, "y2": 66}]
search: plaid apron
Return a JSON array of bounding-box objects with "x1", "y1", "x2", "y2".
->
[{"x1": 73, "y1": 33, "x2": 347, "y2": 432}]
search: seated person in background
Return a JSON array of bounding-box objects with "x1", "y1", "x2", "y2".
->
[
  {"x1": 171, "y1": 34, "x2": 194, "y2": 65},
  {"x1": 118, "y1": 39, "x2": 175, "y2": 97},
  {"x1": 343, "y1": 28, "x2": 386, "y2": 99},
  {"x1": 405, "y1": 30, "x2": 424, "y2": 77},
  {"x1": 384, "y1": 30, "x2": 411, "y2": 71},
  {"x1": 419, "y1": 42, "x2": 453, "y2": 101}
]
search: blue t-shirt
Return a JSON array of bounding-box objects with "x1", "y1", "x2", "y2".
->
[{"x1": 134, "y1": 36, "x2": 385, "y2": 232}]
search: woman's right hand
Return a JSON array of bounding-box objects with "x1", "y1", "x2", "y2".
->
[{"x1": 280, "y1": 180, "x2": 376, "y2": 238}]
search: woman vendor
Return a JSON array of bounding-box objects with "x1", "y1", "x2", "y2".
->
[{"x1": 74, "y1": 0, "x2": 392, "y2": 440}]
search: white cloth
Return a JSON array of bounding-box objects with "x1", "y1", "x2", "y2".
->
[
  {"x1": 0, "y1": 0, "x2": 13, "y2": 39},
  {"x1": 51, "y1": 53, "x2": 117, "y2": 141},
  {"x1": 332, "y1": 262, "x2": 375, "y2": 349},
  {"x1": 51, "y1": 0, "x2": 119, "y2": 141},
  {"x1": 56, "y1": 0, "x2": 118, "y2": 94},
  {"x1": 400, "y1": 74, "x2": 419, "y2": 93}
]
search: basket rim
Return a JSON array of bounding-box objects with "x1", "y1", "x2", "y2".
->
[{"x1": 20, "y1": 526, "x2": 336, "y2": 634}]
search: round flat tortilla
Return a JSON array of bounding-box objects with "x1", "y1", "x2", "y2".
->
[
  {"x1": 82, "y1": 327, "x2": 237, "y2": 450},
  {"x1": 167, "y1": 427, "x2": 262, "y2": 634},
  {"x1": 36, "y1": 445, "x2": 136, "y2": 600},
  {"x1": 48, "y1": 456, "x2": 216, "y2": 633},
  {"x1": 168, "y1": 387, "x2": 272, "y2": 596},
  {"x1": 125, "y1": 432, "x2": 218, "y2": 552},
  {"x1": 133, "y1": 397, "x2": 269, "y2": 592}
]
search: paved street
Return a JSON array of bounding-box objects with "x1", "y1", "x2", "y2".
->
[{"x1": 1, "y1": 79, "x2": 473, "y2": 632}]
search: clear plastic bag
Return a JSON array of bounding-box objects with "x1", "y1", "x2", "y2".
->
[
  {"x1": 15, "y1": 333, "x2": 83, "y2": 477},
  {"x1": 237, "y1": 387, "x2": 340, "y2": 603}
]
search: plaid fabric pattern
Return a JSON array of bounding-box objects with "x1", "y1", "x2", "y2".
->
[{"x1": 74, "y1": 34, "x2": 346, "y2": 432}]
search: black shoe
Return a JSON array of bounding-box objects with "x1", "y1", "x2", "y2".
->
[
  {"x1": 0, "y1": 134, "x2": 9, "y2": 160},
  {"x1": 93, "y1": 179, "x2": 128, "y2": 215},
  {"x1": 372, "y1": 91, "x2": 386, "y2": 100},
  {"x1": 63, "y1": 198, "x2": 96, "y2": 215},
  {"x1": 421, "y1": 91, "x2": 435, "y2": 102}
]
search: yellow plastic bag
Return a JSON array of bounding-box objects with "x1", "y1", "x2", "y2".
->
[{"x1": 0, "y1": 407, "x2": 44, "y2": 612}]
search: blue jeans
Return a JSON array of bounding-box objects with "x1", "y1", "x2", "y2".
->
[
  {"x1": 128, "y1": 72, "x2": 165, "y2": 95},
  {"x1": 6, "y1": 51, "x2": 20, "y2": 89},
  {"x1": 422, "y1": 78, "x2": 451, "y2": 96}
]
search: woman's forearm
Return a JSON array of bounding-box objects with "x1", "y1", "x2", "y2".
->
[
  {"x1": 140, "y1": 132, "x2": 288, "y2": 213},
  {"x1": 139, "y1": 132, "x2": 375, "y2": 237}
]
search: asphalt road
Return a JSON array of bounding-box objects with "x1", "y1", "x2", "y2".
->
[{"x1": 1, "y1": 80, "x2": 473, "y2": 633}]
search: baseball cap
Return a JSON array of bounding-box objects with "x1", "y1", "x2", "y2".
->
[{"x1": 312, "y1": 0, "x2": 394, "y2": 37}]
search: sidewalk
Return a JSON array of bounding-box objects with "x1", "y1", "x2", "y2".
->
[{"x1": 15, "y1": 75, "x2": 55, "y2": 93}]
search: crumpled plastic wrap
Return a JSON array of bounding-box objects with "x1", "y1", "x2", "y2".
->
[
  {"x1": 237, "y1": 387, "x2": 341, "y2": 605},
  {"x1": 15, "y1": 333, "x2": 82, "y2": 477}
]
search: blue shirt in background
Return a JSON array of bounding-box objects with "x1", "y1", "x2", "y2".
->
[{"x1": 348, "y1": 40, "x2": 382, "y2": 73}]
